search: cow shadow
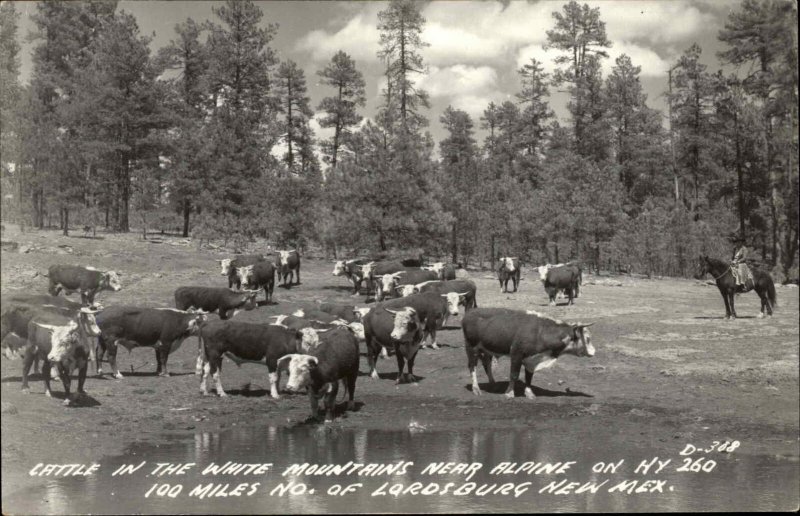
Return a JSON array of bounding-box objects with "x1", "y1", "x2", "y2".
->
[
  {"x1": 47, "y1": 391, "x2": 102, "y2": 407},
  {"x1": 321, "y1": 286, "x2": 354, "y2": 293},
  {"x1": 358, "y1": 371, "x2": 426, "y2": 384},
  {"x1": 223, "y1": 387, "x2": 270, "y2": 397},
  {"x1": 463, "y1": 381, "x2": 593, "y2": 398},
  {"x1": 256, "y1": 300, "x2": 278, "y2": 307},
  {"x1": 111, "y1": 371, "x2": 195, "y2": 378},
  {"x1": 693, "y1": 315, "x2": 757, "y2": 320}
]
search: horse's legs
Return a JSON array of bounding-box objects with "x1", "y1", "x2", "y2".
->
[
  {"x1": 719, "y1": 288, "x2": 732, "y2": 319},
  {"x1": 728, "y1": 291, "x2": 737, "y2": 319}
]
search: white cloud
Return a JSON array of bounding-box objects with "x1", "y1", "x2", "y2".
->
[
  {"x1": 585, "y1": 1, "x2": 719, "y2": 45},
  {"x1": 418, "y1": 65, "x2": 498, "y2": 98},
  {"x1": 295, "y1": 5, "x2": 381, "y2": 63}
]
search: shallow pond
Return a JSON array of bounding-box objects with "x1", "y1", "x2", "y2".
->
[{"x1": 5, "y1": 424, "x2": 798, "y2": 514}]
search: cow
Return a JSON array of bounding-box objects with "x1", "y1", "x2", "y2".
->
[
  {"x1": 277, "y1": 327, "x2": 360, "y2": 423},
  {"x1": 421, "y1": 262, "x2": 458, "y2": 281},
  {"x1": 363, "y1": 306, "x2": 424, "y2": 384},
  {"x1": 497, "y1": 257, "x2": 521, "y2": 293},
  {"x1": 538, "y1": 262, "x2": 582, "y2": 299},
  {"x1": 380, "y1": 291, "x2": 455, "y2": 351},
  {"x1": 316, "y1": 302, "x2": 362, "y2": 323},
  {"x1": 235, "y1": 261, "x2": 276, "y2": 304},
  {"x1": 21, "y1": 313, "x2": 91, "y2": 405},
  {"x1": 361, "y1": 260, "x2": 405, "y2": 293},
  {"x1": 199, "y1": 320, "x2": 318, "y2": 399},
  {"x1": 402, "y1": 279, "x2": 478, "y2": 312},
  {"x1": 219, "y1": 254, "x2": 267, "y2": 290},
  {"x1": 269, "y1": 314, "x2": 365, "y2": 341},
  {"x1": 1, "y1": 295, "x2": 102, "y2": 374},
  {"x1": 276, "y1": 250, "x2": 301, "y2": 286},
  {"x1": 333, "y1": 259, "x2": 371, "y2": 295},
  {"x1": 47, "y1": 264, "x2": 122, "y2": 305},
  {"x1": 95, "y1": 306, "x2": 207, "y2": 379},
  {"x1": 375, "y1": 269, "x2": 439, "y2": 301},
  {"x1": 543, "y1": 265, "x2": 582, "y2": 306},
  {"x1": 174, "y1": 286, "x2": 258, "y2": 320},
  {"x1": 462, "y1": 308, "x2": 595, "y2": 399}
]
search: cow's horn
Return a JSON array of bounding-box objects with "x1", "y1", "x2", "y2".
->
[
  {"x1": 80, "y1": 306, "x2": 100, "y2": 314},
  {"x1": 576, "y1": 322, "x2": 595, "y2": 328},
  {"x1": 384, "y1": 308, "x2": 399, "y2": 315},
  {"x1": 314, "y1": 328, "x2": 331, "y2": 333}
]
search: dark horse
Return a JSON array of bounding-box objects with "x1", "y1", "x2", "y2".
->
[{"x1": 695, "y1": 255, "x2": 777, "y2": 319}]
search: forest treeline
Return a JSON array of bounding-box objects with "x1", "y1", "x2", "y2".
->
[{"x1": 0, "y1": 0, "x2": 797, "y2": 279}]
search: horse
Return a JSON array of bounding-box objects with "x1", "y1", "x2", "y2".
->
[{"x1": 695, "y1": 255, "x2": 777, "y2": 319}]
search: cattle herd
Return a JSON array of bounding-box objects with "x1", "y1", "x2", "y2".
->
[{"x1": 1, "y1": 250, "x2": 593, "y2": 423}]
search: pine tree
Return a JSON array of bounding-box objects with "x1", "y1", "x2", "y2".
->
[
  {"x1": 276, "y1": 60, "x2": 314, "y2": 172},
  {"x1": 317, "y1": 51, "x2": 366, "y2": 170},
  {"x1": 516, "y1": 58, "x2": 554, "y2": 159}
]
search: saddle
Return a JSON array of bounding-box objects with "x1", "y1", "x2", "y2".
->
[{"x1": 730, "y1": 262, "x2": 754, "y2": 292}]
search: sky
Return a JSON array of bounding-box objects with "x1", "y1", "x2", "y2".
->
[{"x1": 12, "y1": 0, "x2": 745, "y2": 152}]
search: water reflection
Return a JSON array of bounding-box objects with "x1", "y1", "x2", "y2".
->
[{"x1": 4, "y1": 425, "x2": 798, "y2": 514}]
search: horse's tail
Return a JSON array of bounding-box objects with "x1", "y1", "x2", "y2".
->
[{"x1": 767, "y1": 278, "x2": 777, "y2": 309}]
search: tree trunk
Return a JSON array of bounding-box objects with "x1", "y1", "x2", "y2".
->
[
  {"x1": 62, "y1": 207, "x2": 69, "y2": 236},
  {"x1": 735, "y1": 111, "x2": 746, "y2": 242},
  {"x1": 490, "y1": 234, "x2": 495, "y2": 271},
  {"x1": 451, "y1": 221, "x2": 458, "y2": 264},
  {"x1": 182, "y1": 200, "x2": 191, "y2": 237}
]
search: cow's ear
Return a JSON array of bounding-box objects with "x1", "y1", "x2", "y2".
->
[{"x1": 276, "y1": 354, "x2": 293, "y2": 370}]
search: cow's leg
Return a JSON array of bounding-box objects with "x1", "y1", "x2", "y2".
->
[
  {"x1": 505, "y1": 354, "x2": 523, "y2": 399},
  {"x1": 324, "y1": 382, "x2": 337, "y2": 422},
  {"x1": 195, "y1": 338, "x2": 205, "y2": 376},
  {"x1": 32, "y1": 355, "x2": 40, "y2": 375},
  {"x1": 480, "y1": 353, "x2": 497, "y2": 385},
  {"x1": 345, "y1": 374, "x2": 356, "y2": 411},
  {"x1": 200, "y1": 360, "x2": 211, "y2": 395},
  {"x1": 211, "y1": 361, "x2": 226, "y2": 397},
  {"x1": 48, "y1": 280, "x2": 60, "y2": 296},
  {"x1": 309, "y1": 390, "x2": 321, "y2": 420},
  {"x1": 108, "y1": 339, "x2": 124, "y2": 379},
  {"x1": 366, "y1": 336, "x2": 380, "y2": 380},
  {"x1": 95, "y1": 336, "x2": 105, "y2": 375},
  {"x1": 296, "y1": 265, "x2": 300, "y2": 285},
  {"x1": 394, "y1": 346, "x2": 406, "y2": 385},
  {"x1": 406, "y1": 348, "x2": 419, "y2": 384},
  {"x1": 523, "y1": 369, "x2": 535, "y2": 400},
  {"x1": 568, "y1": 288, "x2": 574, "y2": 306},
  {"x1": 268, "y1": 368, "x2": 280, "y2": 399},
  {"x1": 466, "y1": 344, "x2": 481, "y2": 395},
  {"x1": 58, "y1": 364, "x2": 74, "y2": 406},
  {"x1": 21, "y1": 347, "x2": 36, "y2": 392},
  {"x1": 42, "y1": 358, "x2": 53, "y2": 398},
  {"x1": 77, "y1": 362, "x2": 88, "y2": 396}
]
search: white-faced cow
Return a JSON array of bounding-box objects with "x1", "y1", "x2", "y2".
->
[
  {"x1": 375, "y1": 269, "x2": 439, "y2": 302},
  {"x1": 363, "y1": 306, "x2": 424, "y2": 384},
  {"x1": 332, "y1": 259, "x2": 370, "y2": 295},
  {"x1": 421, "y1": 262, "x2": 458, "y2": 281},
  {"x1": 538, "y1": 262, "x2": 582, "y2": 301},
  {"x1": 235, "y1": 261, "x2": 276, "y2": 304},
  {"x1": 269, "y1": 314, "x2": 365, "y2": 341},
  {"x1": 276, "y1": 250, "x2": 301, "y2": 286},
  {"x1": 379, "y1": 291, "x2": 455, "y2": 351},
  {"x1": 199, "y1": 320, "x2": 316, "y2": 399},
  {"x1": 401, "y1": 279, "x2": 478, "y2": 313},
  {"x1": 1, "y1": 295, "x2": 102, "y2": 376},
  {"x1": 497, "y1": 257, "x2": 521, "y2": 293},
  {"x1": 174, "y1": 286, "x2": 258, "y2": 320},
  {"x1": 219, "y1": 254, "x2": 266, "y2": 290},
  {"x1": 316, "y1": 302, "x2": 362, "y2": 323},
  {"x1": 462, "y1": 308, "x2": 595, "y2": 399},
  {"x1": 361, "y1": 260, "x2": 405, "y2": 294},
  {"x1": 47, "y1": 264, "x2": 122, "y2": 306},
  {"x1": 277, "y1": 327, "x2": 360, "y2": 423},
  {"x1": 96, "y1": 306, "x2": 207, "y2": 378},
  {"x1": 543, "y1": 263, "x2": 582, "y2": 305}
]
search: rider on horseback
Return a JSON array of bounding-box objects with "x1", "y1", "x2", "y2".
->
[{"x1": 730, "y1": 242, "x2": 754, "y2": 292}]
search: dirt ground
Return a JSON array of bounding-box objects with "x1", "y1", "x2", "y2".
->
[{"x1": 2, "y1": 225, "x2": 798, "y2": 500}]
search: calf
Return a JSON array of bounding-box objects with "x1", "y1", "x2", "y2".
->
[
  {"x1": 219, "y1": 254, "x2": 267, "y2": 290},
  {"x1": 497, "y1": 257, "x2": 521, "y2": 293},
  {"x1": 2, "y1": 295, "x2": 101, "y2": 373},
  {"x1": 462, "y1": 309, "x2": 594, "y2": 399},
  {"x1": 96, "y1": 306, "x2": 206, "y2": 378},
  {"x1": 236, "y1": 261, "x2": 276, "y2": 303},
  {"x1": 375, "y1": 269, "x2": 438, "y2": 301},
  {"x1": 332, "y1": 259, "x2": 370, "y2": 295},
  {"x1": 278, "y1": 327, "x2": 360, "y2": 422},
  {"x1": 174, "y1": 286, "x2": 258, "y2": 320},
  {"x1": 199, "y1": 320, "x2": 315, "y2": 398},
  {"x1": 276, "y1": 250, "x2": 301, "y2": 286},
  {"x1": 47, "y1": 264, "x2": 122, "y2": 305},
  {"x1": 543, "y1": 265, "x2": 581, "y2": 305},
  {"x1": 363, "y1": 306, "x2": 424, "y2": 384},
  {"x1": 22, "y1": 312, "x2": 92, "y2": 405}
]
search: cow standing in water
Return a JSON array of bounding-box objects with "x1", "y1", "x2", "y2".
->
[
  {"x1": 462, "y1": 309, "x2": 595, "y2": 399},
  {"x1": 277, "y1": 250, "x2": 301, "y2": 286},
  {"x1": 498, "y1": 257, "x2": 521, "y2": 293}
]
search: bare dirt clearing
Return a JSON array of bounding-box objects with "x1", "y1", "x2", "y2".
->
[{"x1": 2, "y1": 226, "x2": 798, "y2": 500}]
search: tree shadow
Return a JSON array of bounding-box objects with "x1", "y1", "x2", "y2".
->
[
  {"x1": 70, "y1": 235, "x2": 105, "y2": 240},
  {"x1": 463, "y1": 380, "x2": 593, "y2": 398},
  {"x1": 693, "y1": 315, "x2": 757, "y2": 320},
  {"x1": 321, "y1": 286, "x2": 355, "y2": 293}
]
